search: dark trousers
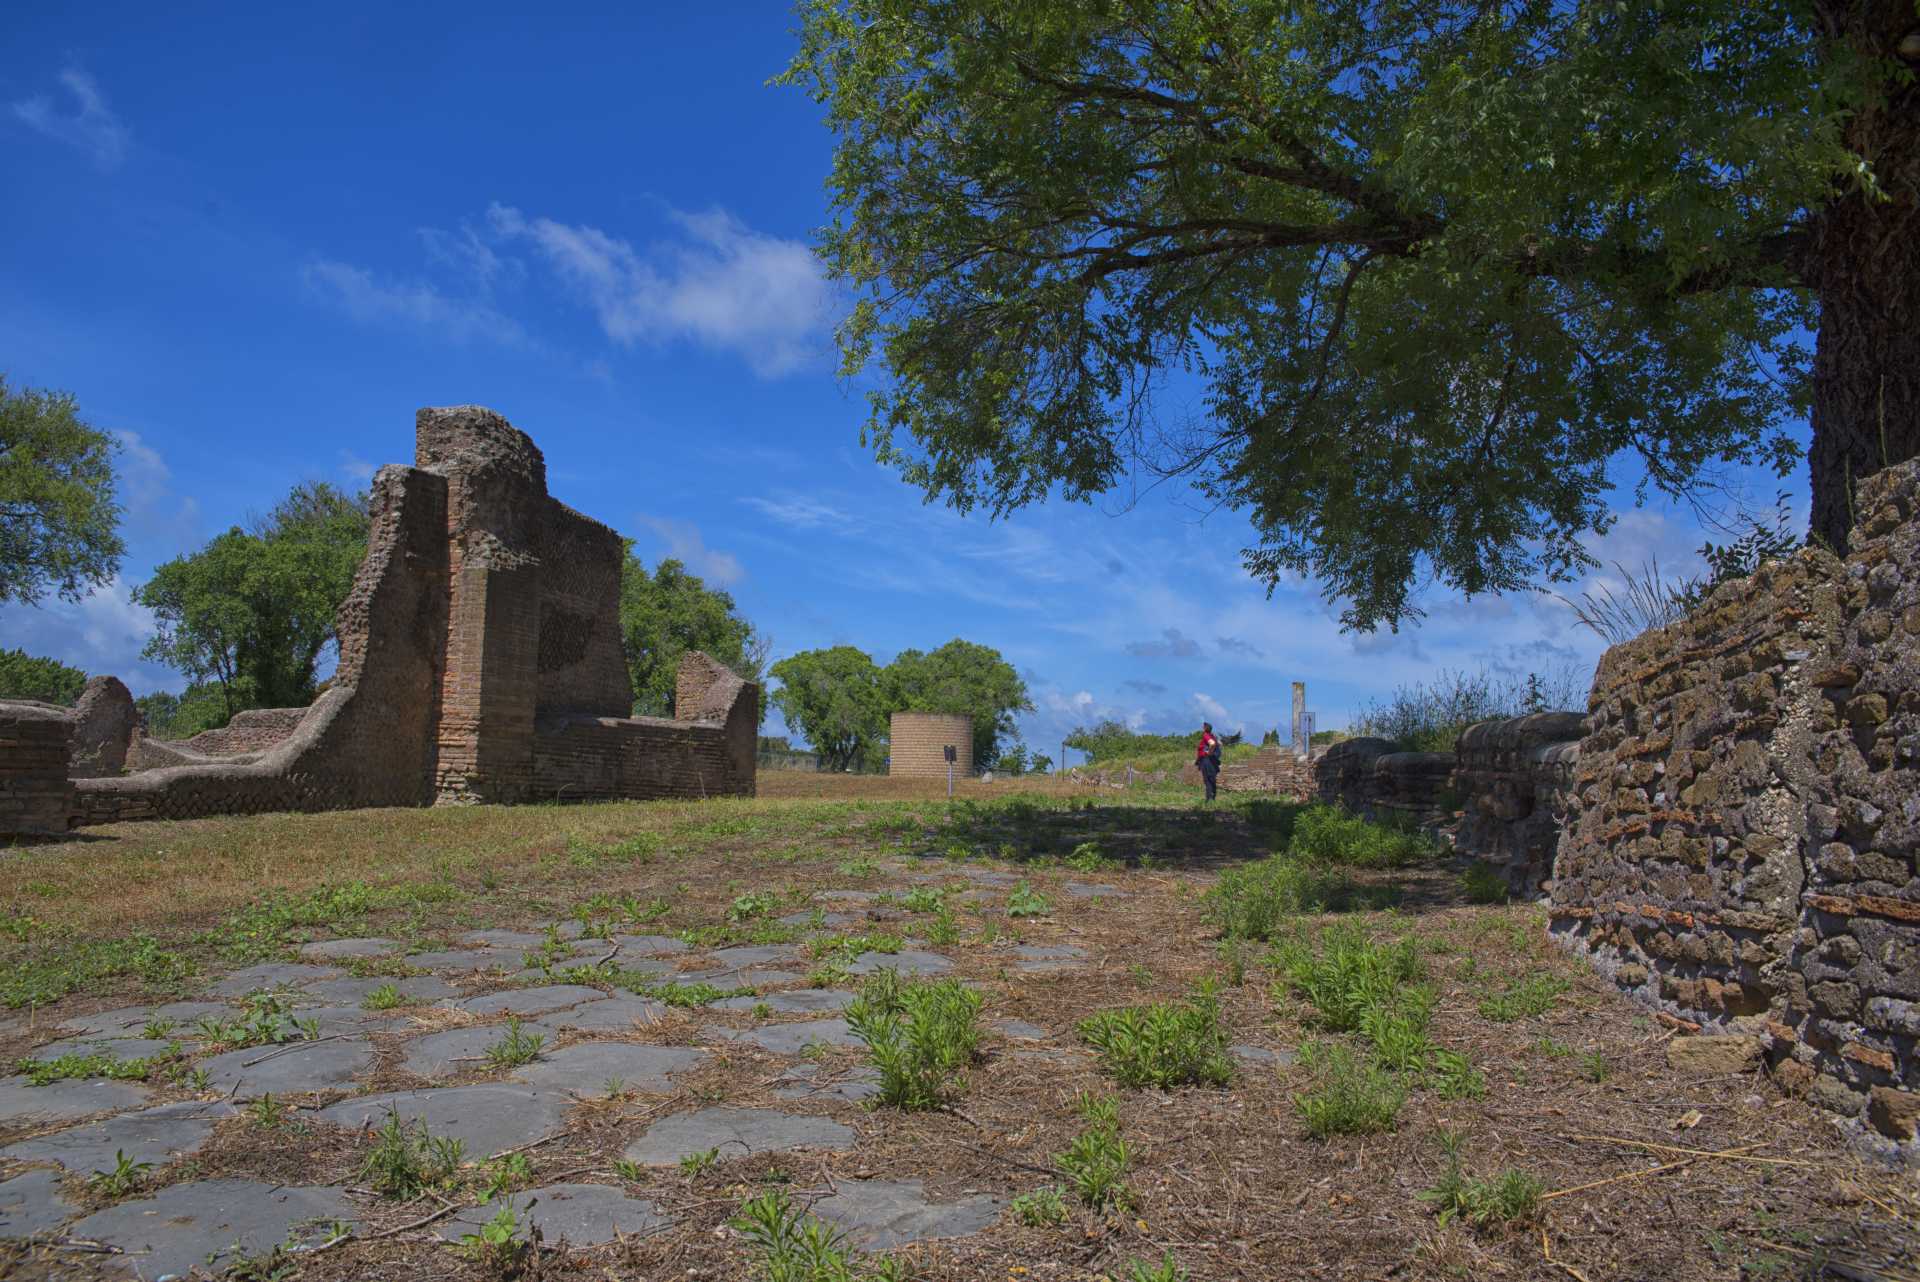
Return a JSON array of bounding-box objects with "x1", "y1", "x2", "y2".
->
[{"x1": 1199, "y1": 758, "x2": 1218, "y2": 801}]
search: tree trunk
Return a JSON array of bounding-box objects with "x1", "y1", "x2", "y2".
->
[{"x1": 1806, "y1": 3, "x2": 1920, "y2": 554}]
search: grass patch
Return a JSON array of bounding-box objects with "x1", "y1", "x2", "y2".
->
[
  {"x1": 1478, "y1": 973, "x2": 1569, "y2": 1023},
  {"x1": 1459, "y1": 863, "x2": 1509, "y2": 904},
  {"x1": 845, "y1": 968, "x2": 983, "y2": 1109},
  {"x1": 1286, "y1": 804, "x2": 1440, "y2": 868},
  {"x1": 17, "y1": 1049, "x2": 163, "y2": 1086},
  {"x1": 1269, "y1": 922, "x2": 1426, "y2": 1034},
  {"x1": 1293, "y1": 1041, "x2": 1407, "y2": 1137},
  {"x1": 1077, "y1": 991, "x2": 1234, "y2": 1089},
  {"x1": 731, "y1": 1188, "x2": 907, "y2": 1281},
  {"x1": 1206, "y1": 853, "x2": 1360, "y2": 940},
  {"x1": 1, "y1": 930, "x2": 194, "y2": 1009}
]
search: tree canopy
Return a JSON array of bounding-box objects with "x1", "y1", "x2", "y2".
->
[
  {"x1": 783, "y1": 1, "x2": 1920, "y2": 628},
  {"x1": 134, "y1": 481, "x2": 368, "y2": 722},
  {"x1": 770, "y1": 644, "x2": 891, "y2": 771},
  {"x1": 0, "y1": 647, "x2": 88, "y2": 705},
  {"x1": 619, "y1": 549, "x2": 768, "y2": 718},
  {"x1": 0, "y1": 376, "x2": 123, "y2": 607},
  {"x1": 771, "y1": 638, "x2": 1032, "y2": 770}
]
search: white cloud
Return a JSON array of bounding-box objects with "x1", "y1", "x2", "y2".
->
[
  {"x1": 11, "y1": 68, "x2": 129, "y2": 171},
  {"x1": 302, "y1": 258, "x2": 525, "y2": 346},
  {"x1": 635, "y1": 515, "x2": 744, "y2": 586},
  {"x1": 489, "y1": 202, "x2": 831, "y2": 377},
  {"x1": 0, "y1": 576, "x2": 175, "y2": 694},
  {"x1": 1191, "y1": 692, "x2": 1242, "y2": 734},
  {"x1": 741, "y1": 493, "x2": 865, "y2": 533},
  {"x1": 337, "y1": 451, "x2": 377, "y2": 483}
]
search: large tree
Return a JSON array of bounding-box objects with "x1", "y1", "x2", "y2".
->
[
  {"x1": 0, "y1": 648, "x2": 88, "y2": 705},
  {"x1": 783, "y1": 1, "x2": 1920, "y2": 627},
  {"x1": 0, "y1": 376, "x2": 123, "y2": 607},
  {"x1": 619, "y1": 549, "x2": 769, "y2": 718},
  {"x1": 885, "y1": 637, "x2": 1033, "y2": 766},
  {"x1": 769, "y1": 645, "x2": 891, "y2": 771},
  {"x1": 134, "y1": 481, "x2": 368, "y2": 720}
]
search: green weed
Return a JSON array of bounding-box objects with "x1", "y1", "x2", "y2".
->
[
  {"x1": 1419, "y1": 1134, "x2": 1546, "y2": 1229},
  {"x1": 1078, "y1": 992, "x2": 1234, "y2": 1089},
  {"x1": 359, "y1": 1111, "x2": 466, "y2": 1199},
  {"x1": 1287, "y1": 804, "x2": 1440, "y2": 868},
  {"x1": 1478, "y1": 973, "x2": 1568, "y2": 1023},
  {"x1": 363, "y1": 982, "x2": 404, "y2": 1011},
  {"x1": 1006, "y1": 884, "x2": 1050, "y2": 918},
  {"x1": 845, "y1": 968, "x2": 983, "y2": 1109},
  {"x1": 86, "y1": 1149, "x2": 152, "y2": 1198},
  {"x1": 1459, "y1": 863, "x2": 1509, "y2": 904},
  {"x1": 483, "y1": 1018, "x2": 545, "y2": 1069},
  {"x1": 1056, "y1": 1095, "x2": 1130, "y2": 1209},
  {"x1": 1206, "y1": 853, "x2": 1360, "y2": 941},
  {"x1": 1010, "y1": 1185, "x2": 1068, "y2": 1227},
  {"x1": 1292, "y1": 1041, "x2": 1406, "y2": 1138}
]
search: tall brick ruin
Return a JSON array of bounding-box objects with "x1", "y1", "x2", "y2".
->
[{"x1": 2, "y1": 406, "x2": 756, "y2": 830}]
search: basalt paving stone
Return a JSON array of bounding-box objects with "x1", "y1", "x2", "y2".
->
[
  {"x1": 777, "y1": 910, "x2": 861, "y2": 928},
  {"x1": 0, "y1": 1077, "x2": 150, "y2": 1126},
  {"x1": 847, "y1": 949, "x2": 952, "y2": 977},
  {"x1": 297, "y1": 937, "x2": 404, "y2": 961},
  {"x1": 398, "y1": 1023, "x2": 562, "y2": 1079},
  {"x1": 1013, "y1": 944, "x2": 1087, "y2": 973},
  {"x1": 448, "y1": 1182, "x2": 671, "y2": 1244},
  {"x1": 608, "y1": 934, "x2": 689, "y2": 955},
  {"x1": 197, "y1": 1037, "x2": 377, "y2": 1098},
  {"x1": 0, "y1": 1101, "x2": 234, "y2": 1173},
  {"x1": 809, "y1": 1178, "x2": 1003, "y2": 1249},
  {"x1": 0, "y1": 1166, "x2": 78, "y2": 1238},
  {"x1": 1231, "y1": 1044, "x2": 1296, "y2": 1067},
  {"x1": 67, "y1": 1178, "x2": 355, "y2": 1278},
  {"x1": 712, "y1": 989, "x2": 855, "y2": 1015},
  {"x1": 817, "y1": 891, "x2": 876, "y2": 903},
  {"x1": 64, "y1": 1002, "x2": 233, "y2": 1036},
  {"x1": 991, "y1": 1019, "x2": 1048, "y2": 1041},
  {"x1": 551, "y1": 996, "x2": 667, "y2": 1033},
  {"x1": 455, "y1": 985, "x2": 608, "y2": 1018},
  {"x1": 404, "y1": 946, "x2": 527, "y2": 971},
  {"x1": 707, "y1": 945, "x2": 799, "y2": 968},
  {"x1": 682, "y1": 967, "x2": 806, "y2": 990},
  {"x1": 317, "y1": 1086, "x2": 571, "y2": 1156},
  {"x1": 1064, "y1": 882, "x2": 1125, "y2": 899},
  {"x1": 24, "y1": 1036, "x2": 177, "y2": 1063},
  {"x1": 296, "y1": 975, "x2": 461, "y2": 1007},
  {"x1": 512, "y1": 1043, "x2": 706, "y2": 1092},
  {"x1": 719, "y1": 1018, "x2": 861, "y2": 1055},
  {"x1": 960, "y1": 870, "x2": 1020, "y2": 887},
  {"x1": 460, "y1": 929, "x2": 548, "y2": 948},
  {"x1": 207, "y1": 962, "x2": 342, "y2": 997},
  {"x1": 621, "y1": 1107, "x2": 854, "y2": 1166},
  {"x1": 773, "y1": 1063, "x2": 881, "y2": 1103}
]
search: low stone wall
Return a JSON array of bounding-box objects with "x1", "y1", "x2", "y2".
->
[
  {"x1": 138, "y1": 707, "x2": 309, "y2": 764},
  {"x1": 532, "y1": 715, "x2": 749, "y2": 801},
  {"x1": 1179, "y1": 746, "x2": 1315, "y2": 798},
  {"x1": 1550, "y1": 455, "x2": 1920, "y2": 1148},
  {"x1": 1453, "y1": 713, "x2": 1583, "y2": 895},
  {"x1": 1312, "y1": 738, "x2": 1453, "y2": 824},
  {"x1": 0, "y1": 704, "x2": 74, "y2": 837}
]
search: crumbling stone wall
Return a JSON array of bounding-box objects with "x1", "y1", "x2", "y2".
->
[
  {"x1": 51, "y1": 405, "x2": 756, "y2": 830},
  {"x1": 1453, "y1": 713, "x2": 1583, "y2": 895},
  {"x1": 1180, "y1": 745, "x2": 1315, "y2": 798},
  {"x1": 890, "y1": 713, "x2": 973, "y2": 778},
  {"x1": 129, "y1": 707, "x2": 308, "y2": 769},
  {"x1": 68, "y1": 676, "x2": 137, "y2": 779},
  {"x1": 0, "y1": 704, "x2": 74, "y2": 836},
  {"x1": 1550, "y1": 455, "x2": 1920, "y2": 1145}
]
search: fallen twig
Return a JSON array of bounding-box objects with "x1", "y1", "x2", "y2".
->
[{"x1": 243, "y1": 1034, "x2": 349, "y2": 1066}]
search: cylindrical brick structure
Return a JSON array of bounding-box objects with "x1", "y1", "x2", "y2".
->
[{"x1": 888, "y1": 712, "x2": 973, "y2": 778}]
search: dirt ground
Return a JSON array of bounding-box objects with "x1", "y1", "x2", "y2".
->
[{"x1": 1, "y1": 775, "x2": 1914, "y2": 1281}]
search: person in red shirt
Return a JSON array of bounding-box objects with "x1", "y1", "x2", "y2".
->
[{"x1": 1195, "y1": 722, "x2": 1222, "y2": 802}]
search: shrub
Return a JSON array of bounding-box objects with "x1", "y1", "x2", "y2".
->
[
  {"x1": 1287, "y1": 805, "x2": 1439, "y2": 868},
  {"x1": 1078, "y1": 992, "x2": 1234, "y2": 1089},
  {"x1": 1292, "y1": 1041, "x2": 1406, "y2": 1137},
  {"x1": 1206, "y1": 853, "x2": 1359, "y2": 940},
  {"x1": 845, "y1": 969, "x2": 983, "y2": 1109},
  {"x1": 1354, "y1": 667, "x2": 1584, "y2": 752}
]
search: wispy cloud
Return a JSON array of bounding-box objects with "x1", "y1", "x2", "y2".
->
[
  {"x1": 1125, "y1": 627, "x2": 1202, "y2": 659},
  {"x1": 302, "y1": 259, "x2": 525, "y2": 346},
  {"x1": 11, "y1": 68, "x2": 129, "y2": 170},
  {"x1": 488, "y1": 203, "x2": 831, "y2": 377},
  {"x1": 741, "y1": 493, "x2": 866, "y2": 534},
  {"x1": 1217, "y1": 635, "x2": 1263, "y2": 659},
  {"x1": 338, "y1": 451, "x2": 377, "y2": 483},
  {"x1": 636, "y1": 515, "x2": 744, "y2": 586},
  {"x1": 1121, "y1": 678, "x2": 1167, "y2": 696}
]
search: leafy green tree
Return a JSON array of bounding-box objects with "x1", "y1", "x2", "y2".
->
[
  {"x1": 884, "y1": 638, "x2": 1032, "y2": 767},
  {"x1": 0, "y1": 376, "x2": 123, "y2": 606},
  {"x1": 0, "y1": 647, "x2": 88, "y2": 705},
  {"x1": 134, "y1": 683, "x2": 232, "y2": 740},
  {"x1": 769, "y1": 645, "x2": 890, "y2": 771},
  {"x1": 619, "y1": 549, "x2": 768, "y2": 718},
  {"x1": 133, "y1": 482, "x2": 368, "y2": 722},
  {"x1": 783, "y1": 1, "x2": 1920, "y2": 627}
]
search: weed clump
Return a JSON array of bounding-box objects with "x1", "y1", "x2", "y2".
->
[
  {"x1": 1078, "y1": 991, "x2": 1234, "y2": 1089},
  {"x1": 1292, "y1": 1041, "x2": 1406, "y2": 1137},
  {"x1": 1206, "y1": 853, "x2": 1358, "y2": 940},
  {"x1": 1419, "y1": 1133, "x2": 1546, "y2": 1228},
  {"x1": 1056, "y1": 1093, "x2": 1130, "y2": 1208},
  {"x1": 845, "y1": 968, "x2": 982, "y2": 1109},
  {"x1": 359, "y1": 1112, "x2": 465, "y2": 1199},
  {"x1": 1286, "y1": 804, "x2": 1439, "y2": 868},
  {"x1": 1459, "y1": 863, "x2": 1509, "y2": 904},
  {"x1": 1478, "y1": 973, "x2": 1569, "y2": 1023},
  {"x1": 1270, "y1": 922, "x2": 1427, "y2": 1034}
]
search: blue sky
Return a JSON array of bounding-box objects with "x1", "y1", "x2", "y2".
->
[{"x1": 1, "y1": 3, "x2": 1810, "y2": 758}]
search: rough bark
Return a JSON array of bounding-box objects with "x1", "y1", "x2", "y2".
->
[{"x1": 1806, "y1": 2, "x2": 1920, "y2": 553}]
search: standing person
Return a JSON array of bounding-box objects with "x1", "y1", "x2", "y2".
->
[{"x1": 1195, "y1": 722, "x2": 1222, "y2": 802}]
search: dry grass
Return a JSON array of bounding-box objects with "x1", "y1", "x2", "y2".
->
[{"x1": 1, "y1": 779, "x2": 1913, "y2": 1282}]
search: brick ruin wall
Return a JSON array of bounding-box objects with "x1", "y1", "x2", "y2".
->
[
  {"x1": 0, "y1": 704, "x2": 74, "y2": 837},
  {"x1": 890, "y1": 712, "x2": 973, "y2": 778},
  {"x1": 0, "y1": 405, "x2": 756, "y2": 832},
  {"x1": 128, "y1": 706, "x2": 309, "y2": 769},
  {"x1": 1550, "y1": 455, "x2": 1920, "y2": 1147}
]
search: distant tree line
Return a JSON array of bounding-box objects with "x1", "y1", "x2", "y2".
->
[{"x1": 770, "y1": 640, "x2": 1033, "y2": 773}]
